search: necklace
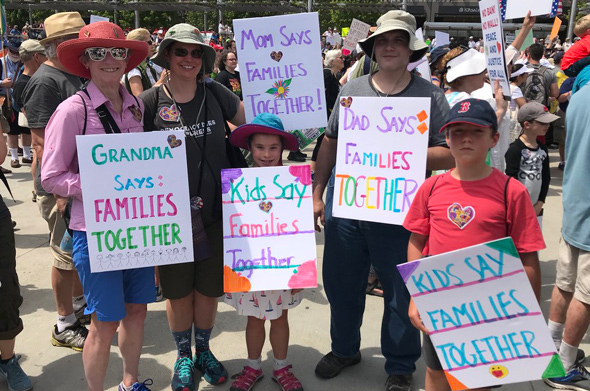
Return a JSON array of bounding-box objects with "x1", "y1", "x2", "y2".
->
[{"x1": 370, "y1": 71, "x2": 407, "y2": 97}]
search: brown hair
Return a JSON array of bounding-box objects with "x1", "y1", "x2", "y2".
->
[{"x1": 440, "y1": 47, "x2": 465, "y2": 88}]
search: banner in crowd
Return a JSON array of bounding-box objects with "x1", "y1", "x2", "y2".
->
[
  {"x1": 76, "y1": 131, "x2": 193, "y2": 272},
  {"x1": 479, "y1": 0, "x2": 511, "y2": 99},
  {"x1": 332, "y1": 97, "x2": 430, "y2": 225},
  {"x1": 502, "y1": 0, "x2": 554, "y2": 19},
  {"x1": 397, "y1": 238, "x2": 565, "y2": 390},
  {"x1": 233, "y1": 13, "x2": 327, "y2": 132},
  {"x1": 343, "y1": 18, "x2": 371, "y2": 54},
  {"x1": 221, "y1": 166, "x2": 317, "y2": 293}
]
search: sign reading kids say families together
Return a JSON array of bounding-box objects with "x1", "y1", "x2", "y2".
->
[{"x1": 77, "y1": 131, "x2": 193, "y2": 273}]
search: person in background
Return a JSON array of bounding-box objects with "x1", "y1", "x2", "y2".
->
[
  {"x1": 214, "y1": 50, "x2": 242, "y2": 100},
  {"x1": 428, "y1": 45, "x2": 449, "y2": 88},
  {"x1": 123, "y1": 28, "x2": 166, "y2": 97},
  {"x1": 507, "y1": 63, "x2": 533, "y2": 141}
]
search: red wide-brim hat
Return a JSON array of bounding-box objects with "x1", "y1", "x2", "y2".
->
[{"x1": 57, "y1": 21, "x2": 148, "y2": 79}]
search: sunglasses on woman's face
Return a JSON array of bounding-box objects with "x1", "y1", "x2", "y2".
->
[
  {"x1": 84, "y1": 47, "x2": 129, "y2": 61},
  {"x1": 172, "y1": 47, "x2": 203, "y2": 59}
]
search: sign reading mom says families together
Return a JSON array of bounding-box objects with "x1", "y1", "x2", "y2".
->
[
  {"x1": 333, "y1": 97, "x2": 430, "y2": 225},
  {"x1": 233, "y1": 13, "x2": 327, "y2": 132},
  {"x1": 397, "y1": 238, "x2": 565, "y2": 390},
  {"x1": 221, "y1": 166, "x2": 317, "y2": 293},
  {"x1": 77, "y1": 131, "x2": 193, "y2": 273}
]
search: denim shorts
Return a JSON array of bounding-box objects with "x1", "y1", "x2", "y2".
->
[{"x1": 72, "y1": 231, "x2": 155, "y2": 322}]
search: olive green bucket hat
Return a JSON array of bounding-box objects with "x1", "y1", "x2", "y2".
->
[{"x1": 151, "y1": 23, "x2": 216, "y2": 73}]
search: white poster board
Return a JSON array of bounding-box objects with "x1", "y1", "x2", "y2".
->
[
  {"x1": 343, "y1": 18, "x2": 371, "y2": 54},
  {"x1": 332, "y1": 97, "x2": 430, "y2": 225},
  {"x1": 397, "y1": 238, "x2": 565, "y2": 390},
  {"x1": 221, "y1": 166, "x2": 317, "y2": 293},
  {"x1": 233, "y1": 13, "x2": 327, "y2": 131},
  {"x1": 435, "y1": 31, "x2": 450, "y2": 47},
  {"x1": 480, "y1": 0, "x2": 511, "y2": 99},
  {"x1": 412, "y1": 28, "x2": 431, "y2": 82},
  {"x1": 89, "y1": 15, "x2": 109, "y2": 23},
  {"x1": 504, "y1": 0, "x2": 553, "y2": 20},
  {"x1": 77, "y1": 131, "x2": 193, "y2": 272}
]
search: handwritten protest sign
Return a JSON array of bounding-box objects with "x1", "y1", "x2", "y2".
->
[
  {"x1": 343, "y1": 18, "x2": 371, "y2": 54},
  {"x1": 397, "y1": 238, "x2": 565, "y2": 390},
  {"x1": 480, "y1": 0, "x2": 511, "y2": 99},
  {"x1": 332, "y1": 97, "x2": 430, "y2": 225},
  {"x1": 233, "y1": 13, "x2": 327, "y2": 132},
  {"x1": 503, "y1": 0, "x2": 553, "y2": 20},
  {"x1": 221, "y1": 166, "x2": 317, "y2": 293},
  {"x1": 77, "y1": 131, "x2": 193, "y2": 272}
]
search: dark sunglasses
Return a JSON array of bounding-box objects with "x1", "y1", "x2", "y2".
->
[{"x1": 172, "y1": 47, "x2": 203, "y2": 59}]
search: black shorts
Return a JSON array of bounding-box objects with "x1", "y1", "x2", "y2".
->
[{"x1": 0, "y1": 213, "x2": 24, "y2": 340}]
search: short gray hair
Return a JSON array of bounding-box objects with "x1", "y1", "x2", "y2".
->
[
  {"x1": 43, "y1": 34, "x2": 79, "y2": 59},
  {"x1": 324, "y1": 49, "x2": 342, "y2": 68}
]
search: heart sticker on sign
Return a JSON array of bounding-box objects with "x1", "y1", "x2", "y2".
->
[
  {"x1": 270, "y1": 51, "x2": 283, "y2": 62},
  {"x1": 167, "y1": 134, "x2": 182, "y2": 148},
  {"x1": 496, "y1": 42, "x2": 502, "y2": 55},
  {"x1": 259, "y1": 201, "x2": 273, "y2": 213},
  {"x1": 340, "y1": 97, "x2": 353, "y2": 108}
]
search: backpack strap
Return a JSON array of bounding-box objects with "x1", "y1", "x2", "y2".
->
[
  {"x1": 76, "y1": 90, "x2": 89, "y2": 135},
  {"x1": 504, "y1": 176, "x2": 511, "y2": 236}
]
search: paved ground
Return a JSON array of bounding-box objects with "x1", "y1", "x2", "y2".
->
[{"x1": 0, "y1": 148, "x2": 585, "y2": 391}]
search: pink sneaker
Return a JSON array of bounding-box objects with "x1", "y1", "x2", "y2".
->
[
  {"x1": 272, "y1": 365, "x2": 303, "y2": 391},
  {"x1": 230, "y1": 366, "x2": 263, "y2": 391}
]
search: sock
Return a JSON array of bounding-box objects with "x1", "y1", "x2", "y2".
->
[
  {"x1": 559, "y1": 341, "x2": 578, "y2": 371},
  {"x1": 9, "y1": 148, "x2": 18, "y2": 160},
  {"x1": 0, "y1": 355, "x2": 15, "y2": 364},
  {"x1": 56, "y1": 312, "x2": 77, "y2": 333},
  {"x1": 247, "y1": 357, "x2": 262, "y2": 371},
  {"x1": 23, "y1": 146, "x2": 31, "y2": 159},
  {"x1": 72, "y1": 295, "x2": 86, "y2": 312},
  {"x1": 194, "y1": 326, "x2": 213, "y2": 353},
  {"x1": 548, "y1": 320, "x2": 565, "y2": 350},
  {"x1": 273, "y1": 357, "x2": 289, "y2": 371},
  {"x1": 172, "y1": 328, "x2": 192, "y2": 358},
  {"x1": 118, "y1": 381, "x2": 135, "y2": 391}
]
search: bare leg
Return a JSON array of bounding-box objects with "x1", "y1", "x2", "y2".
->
[
  {"x1": 83, "y1": 313, "x2": 118, "y2": 391},
  {"x1": 246, "y1": 316, "x2": 266, "y2": 360},
  {"x1": 52, "y1": 266, "x2": 75, "y2": 316},
  {"x1": 193, "y1": 290, "x2": 218, "y2": 329},
  {"x1": 0, "y1": 339, "x2": 16, "y2": 360},
  {"x1": 166, "y1": 293, "x2": 193, "y2": 332},
  {"x1": 6, "y1": 134, "x2": 18, "y2": 150},
  {"x1": 549, "y1": 286, "x2": 574, "y2": 324},
  {"x1": 72, "y1": 271, "x2": 84, "y2": 298},
  {"x1": 269, "y1": 310, "x2": 289, "y2": 360},
  {"x1": 563, "y1": 299, "x2": 590, "y2": 346},
  {"x1": 119, "y1": 303, "x2": 148, "y2": 387},
  {"x1": 425, "y1": 368, "x2": 451, "y2": 391}
]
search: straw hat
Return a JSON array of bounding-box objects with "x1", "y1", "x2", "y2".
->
[
  {"x1": 358, "y1": 10, "x2": 428, "y2": 63},
  {"x1": 40, "y1": 12, "x2": 85, "y2": 45},
  {"x1": 57, "y1": 22, "x2": 148, "y2": 79}
]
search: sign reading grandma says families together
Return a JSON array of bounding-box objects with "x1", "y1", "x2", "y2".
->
[
  {"x1": 233, "y1": 12, "x2": 327, "y2": 131},
  {"x1": 479, "y1": 0, "x2": 511, "y2": 99},
  {"x1": 332, "y1": 97, "x2": 430, "y2": 225},
  {"x1": 76, "y1": 131, "x2": 193, "y2": 273},
  {"x1": 397, "y1": 238, "x2": 565, "y2": 390},
  {"x1": 221, "y1": 166, "x2": 317, "y2": 293}
]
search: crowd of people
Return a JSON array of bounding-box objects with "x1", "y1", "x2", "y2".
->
[{"x1": 0, "y1": 7, "x2": 589, "y2": 391}]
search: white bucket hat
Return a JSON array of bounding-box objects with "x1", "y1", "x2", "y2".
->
[{"x1": 445, "y1": 48, "x2": 487, "y2": 83}]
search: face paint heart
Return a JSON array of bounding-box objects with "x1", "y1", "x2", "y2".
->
[
  {"x1": 340, "y1": 97, "x2": 353, "y2": 108},
  {"x1": 447, "y1": 203, "x2": 475, "y2": 229},
  {"x1": 159, "y1": 104, "x2": 180, "y2": 122},
  {"x1": 270, "y1": 51, "x2": 283, "y2": 62},
  {"x1": 259, "y1": 201, "x2": 273, "y2": 213},
  {"x1": 167, "y1": 134, "x2": 182, "y2": 148}
]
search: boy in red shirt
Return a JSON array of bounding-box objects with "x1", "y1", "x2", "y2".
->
[
  {"x1": 561, "y1": 15, "x2": 590, "y2": 76},
  {"x1": 403, "y1": 98, "x2": 545, "y2": 391}
]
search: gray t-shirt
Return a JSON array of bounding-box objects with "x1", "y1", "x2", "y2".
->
[
  {"x1": 325, "y1": 73, "x2": 449, "y2": 149},
  {"x1": 22, "y1": 64, "x2": 83, "y2": 196}
]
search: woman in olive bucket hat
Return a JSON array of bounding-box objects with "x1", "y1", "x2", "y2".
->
[
  {"x1": 312, "y1": 10, "x2": 453, "y2": 391},
  {"x1": 139, "y1": 23, "x2": 246, "y2": 391}
]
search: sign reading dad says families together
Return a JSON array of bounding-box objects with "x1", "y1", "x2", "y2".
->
[
  {"x1": 398, "y1": 238, "x2": 565, "y2": 390},
  {"x1": 221, "y1": 166, "x2": 317, "y2": 293},
  {"x1": 233, "y1": 13, "x2": 327, "y2": 131},
  {"x1": 77, "y1": 131, "x2": 193, "y2": 273},
  {"x1": 333, "y1": 97, "x2": 430, "y2": 225}
]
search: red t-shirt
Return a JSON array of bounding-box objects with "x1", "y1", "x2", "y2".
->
[
  {"x1": 403, "y1": 169, "x2": 545, "y2": 256},
  {"x1": 562, "y1": 35, "x2": 590, "y2": 70}
]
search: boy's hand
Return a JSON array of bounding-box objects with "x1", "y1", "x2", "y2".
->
[
  {"x1": 534, "y1": 201, "x2": 544, "y2": 216},
  {"x1": 409, "y1": 298, "x2": 429, "y2": 334},
  {"x1": 313, "y1": 198, "x2": 325, "y2": 232}
]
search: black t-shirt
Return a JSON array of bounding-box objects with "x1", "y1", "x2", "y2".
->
[
  {"x1": 140, "y1": 79, "x2": 240, "y2": 226},
  {"x1": 323, "y1": 68, "x2": 340, "y2": 120},
  {"x1": 13, "y1": 73, "x2": 31, "y2": 112},
  {"x1": 214, "y1": 69, "x2": 242, "y2": 101}
]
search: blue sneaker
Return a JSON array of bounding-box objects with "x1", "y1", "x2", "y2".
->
[
  {"x1": 0, "y1": 355, "x2": 32, "y2": 391},
  {"x1": 172, "y1": 356, "x2": 196, "y2": 391},
  {"x1": 118, "y1": 378, "x2": 153, "y2": 391},
  {"x1": 194, "y1": 350, "x2": 228, "y2": 385},
  {"x1": 545, "y1": 364, "x2": 590, "y2": 391}
]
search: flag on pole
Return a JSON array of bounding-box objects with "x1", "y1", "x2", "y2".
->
[
  {"x1": 499, "y1": 0, "x2": 562, "y2": 21},
  {"x1": 0, "y1": 0, "x2": 7, "y2": 38}
]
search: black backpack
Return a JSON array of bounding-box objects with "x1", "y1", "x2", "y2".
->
[{"x1": 523, "y1": 66, "x2": 550, "y2": 106}]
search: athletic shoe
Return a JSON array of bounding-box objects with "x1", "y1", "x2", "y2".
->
[
  {"x1": 75, "y1": 304, "x2": 91, "y2": 325},
  {"x1": 194, "y1": 349, "x2": 228, "y2": 385},
  {"x1": 230, "y1": 366, "x2": 263, "y2": 391},
  {"x1": 545, "y1": 364, "x2": 590, "y2": 391},
  {"x1": 118, "y1": 378, "x2": 153, "y2": 391},
  {"x1": 155, "y1": 285, "x2": 164, "y2": 302},
  {"x1": 171, "y1": 356, "x2": 196, "y2": 391},
  {"x1": 0, "y1": 355, "x2": 32, "y2": 391},
  {"x1": 315, "y1": 351, "x2": 361, "y2": 379},
  {"x1": 385, "y1": 374, "x2": 412, "y2": 391},
  {"x1": 21, "y1": 157, "x2": 32, "y2": 164},
  {"x1": 50, "y1": 321, "x2": 88, "y2": 351},
  {"x1": 558, "y1": 162, "x2": 566, "y2": 170},
  {"x1": 577, "y1": 349, "x2": 587, "y2": 366},
  {"x1": 272, "y1": 365, "x2": 303, "y2": 391}
]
